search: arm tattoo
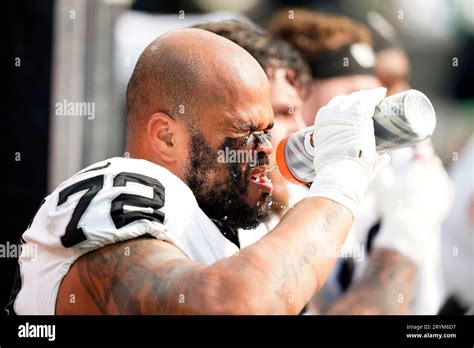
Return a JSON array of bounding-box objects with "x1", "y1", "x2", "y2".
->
[
  {"x1": 75, "y1": 237, "x2": 204, "y2": 314},
  {"x1": 274, "y1": 203, "x2": 343, "y2": 294},
  {"x1": 325, "y1": 248, "x2": 416, "y2": 314}
]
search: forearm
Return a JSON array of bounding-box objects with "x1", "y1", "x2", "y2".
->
[
  {"x1": 324, "y1": 248, "x2": 416, "y2": 315},
  {"x1": 209, "y1": 197, "x2": 353, "y2": 314}
]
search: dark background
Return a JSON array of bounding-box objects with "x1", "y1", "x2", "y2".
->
[{"x1": 5, "y1": 0, "x2": 53, "y2": 313}]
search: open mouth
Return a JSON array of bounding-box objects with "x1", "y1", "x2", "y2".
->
[{"x1": 249, "y1": 166, "x2": 273, "y2": 193}]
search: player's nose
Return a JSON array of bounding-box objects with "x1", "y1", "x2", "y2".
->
[{"x1": 255, "y1": 133, "x2": 272, "y2": 156}]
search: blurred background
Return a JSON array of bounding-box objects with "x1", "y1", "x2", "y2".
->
[{"x1": 5, "y1": 0, "x2": 473, "y2": 314}]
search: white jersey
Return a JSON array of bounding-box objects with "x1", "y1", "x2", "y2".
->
[{"x1": 9, "y1": 157, "x2": 239, "y2": 315}]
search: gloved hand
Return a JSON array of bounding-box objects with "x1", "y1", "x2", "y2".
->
[
  {"x1": 308, "y1": 88, "x2": 390, "y2": 217},
  {"x1": 373, "y1": 155, "x2": 454, "y2": 267}
]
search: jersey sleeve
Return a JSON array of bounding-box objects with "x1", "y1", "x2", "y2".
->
[{"x1": 24, "y1": 158, "x2": 170, "y2": 252}]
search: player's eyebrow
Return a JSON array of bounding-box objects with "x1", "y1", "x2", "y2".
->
[
  {"x1": 236, "y1": 122, "x2": 257, "y2": 132},
  {"x1": 237, "y1": 121, "x2": 274, "y2": 132}
]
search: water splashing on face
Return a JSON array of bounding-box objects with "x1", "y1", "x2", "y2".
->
[{"x1": 264, "y1": 166, "x2": 278, "y2": 175}]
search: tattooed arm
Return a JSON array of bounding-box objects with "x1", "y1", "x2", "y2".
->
[
  {"x1": 56, "y1": 197, "x2": 352, "y2": 314},
  {"x1": 324, "y1": 249, "x2": 416, "y2": 315}
]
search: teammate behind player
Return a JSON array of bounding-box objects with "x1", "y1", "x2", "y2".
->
[
  {"x1": 268, "y1": 9, "x2": 381, "y2": 127},
  {"x1": 8, "y1": 28, "x2": 388, "y2": 314},
  {"x1": 269, "y1": 9, "x2": 453, "y2": 314}
]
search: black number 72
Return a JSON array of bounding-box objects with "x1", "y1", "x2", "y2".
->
[{"x1": 57, "y1": 172, "x2": 165, "y2": 248}]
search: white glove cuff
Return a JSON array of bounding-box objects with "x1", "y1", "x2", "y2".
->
[{"x1": 307, "y1": 159, "x2": 372, "y2": 217}]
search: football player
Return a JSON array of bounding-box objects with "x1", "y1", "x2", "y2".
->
[{"x1": 8, "y1": 28, "x2": 388, "y2": 314}]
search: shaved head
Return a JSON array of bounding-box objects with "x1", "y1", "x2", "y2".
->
[
  {"x1": 125, "y1": 28, "x2": 275, "y2": 231},
  {"x1": 126, "y1": 28, "x2": 269, "y2": 146}
]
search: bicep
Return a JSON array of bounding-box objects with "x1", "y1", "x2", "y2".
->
[{"x1": 56, "y1": 237, "x2": 206, "y2": 314}]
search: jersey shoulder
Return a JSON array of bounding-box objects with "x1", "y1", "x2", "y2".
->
[{"x1": 26, "y1": 157, "x2": 193, "y2": 250}]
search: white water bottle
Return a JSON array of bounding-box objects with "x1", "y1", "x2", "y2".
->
[{"x1": 276, "y1": 89, "x2": 436, "y2": 184}]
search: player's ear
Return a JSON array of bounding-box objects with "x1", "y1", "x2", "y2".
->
[{"x1": 147, "y1": 112, "x2": 181, "y2": 162}]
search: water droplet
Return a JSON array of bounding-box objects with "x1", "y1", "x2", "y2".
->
[
  {"x1": 264, "y1": 166, "x2": 278, "y2": 175},
  {"x1": 222, "y1": 216, "x2": 228, "y2": 221}
]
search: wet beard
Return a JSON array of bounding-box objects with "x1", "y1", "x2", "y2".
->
[{"x1": 184, "y1": 131, "x2": 271, "y2": 230}]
